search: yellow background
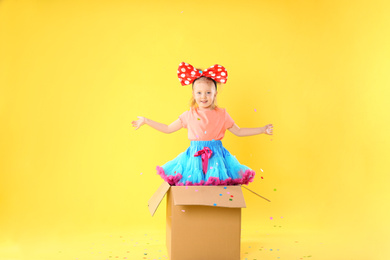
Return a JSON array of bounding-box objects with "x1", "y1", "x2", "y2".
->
[{"x1": 1, "y1": 0, "x2": 390, "y2": 259}]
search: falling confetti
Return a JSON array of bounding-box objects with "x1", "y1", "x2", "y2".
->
[
  {"x1": 197, "y1": 118, "x2": 200, "y2": 120},
  {"x1": 260, "y1": 169, "x2": 264, "y2": 172},
  {"x1": 261, "y1": 176, "x2": 264, "y2": 179},
  {"x1": 254, "y1": 109, "x2": 257, "y2": 112},
  {"x1": 181, "y1": 210, "x2": 185, "y2": 212},
  {"x1": 274, "y1": 188, "x2": 277, "y2": 191},
  {"x1": 219, "y1": 194, "x2": 222, "y2": 196},
  {"x1": 204, "y1": 131, "x2": 207, "y2": 134},
  {"x1": 270, "y1": 217, "x2": 273, "y2": 220},
  {"x1": 213, "y1": 203, "x2": 217, "y2": 206}
]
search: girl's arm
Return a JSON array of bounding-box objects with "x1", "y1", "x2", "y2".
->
[
  {"x1": 228, "y1": 123, "x2": 273, "y2": 137},
  {"x1": 132, "y1": 116, "x2": 183, "y2": 134}
]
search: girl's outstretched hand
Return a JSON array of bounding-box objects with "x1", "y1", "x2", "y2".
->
[
  {"x1": 132, "y1": 116, "x2": 146, "y2": 130},
  {"x1": 264, "y1": 124, "x2": 273, "y2": 135}
]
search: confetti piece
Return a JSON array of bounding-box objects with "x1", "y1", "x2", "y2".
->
[
  {"x1": 181, "y1": 210, "x2": 185, "y2": 212},
  {"x1": 204, "y1": 131, "x2": 207, "y2": 134},
  {"x1": 210, "y1": 167, "x2": 213, "y2": 169},
  {"x1": 188, "y1": 175, "x2": 191, "y2": 178},
  {"x1": 213, "y1": 203, "x2": 217, "y2": 206},
  {"x1": 260, "y1": 169, "x2": 264, "y2": 172},
  {"x1": 224, "y1": 187, "x2": 227, "y2": 189},
  {"x1": 195, "y1": 189, "x2": 198, "y2": 192},
  {"x1": 230, "y1": 195, "x2": 234, "y2": 197},
  {"x1": 229, "y1": 199, "x2": 232, "y2": 201},
  {"x1": 197, "y1": 118, "x2": 200, "y2": 120},
  {"x1": 270, "y1": 217, "x2": 273, "y2": 220},
  {"x1": 140, "y1": 173, "x2": 143, "y2": 175},
  {"x1": 219, "y1": 194, "x2": 222, "y2": 196},
  {"x1": 254, "y1": 109, "x2": 257, "y2": 112},
  {"x1": 261, "y1": 176, "x2": 264, "y2": 179},
  {"x1": 227, "y1": 192, "x2": 230, "y2": 194},
  {"x1": 274, "y1": 188, "x2": 277, "y2": 191}
]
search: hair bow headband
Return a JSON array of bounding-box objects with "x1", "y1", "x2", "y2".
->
[{"x1": 177, "y1": 62, "x2": 228, "y2": 86}]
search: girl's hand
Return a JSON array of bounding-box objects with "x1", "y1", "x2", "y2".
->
[
  {"x1": 132, "y1": 116, "x2": 146, "y2": 130},
  {"x1": 264, "y1": 124, "x2": 273, "y2": 135}
]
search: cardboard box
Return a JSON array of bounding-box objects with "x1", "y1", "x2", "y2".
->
[{"x1": 148, "y1": 182, "x2": 268, "y2": 260}]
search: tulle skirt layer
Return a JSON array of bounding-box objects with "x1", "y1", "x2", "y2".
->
[{"x1": 156, "y1": 140, "x2": 255, "y2": 186}]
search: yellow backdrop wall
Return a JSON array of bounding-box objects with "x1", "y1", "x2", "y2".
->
[{"x1": 1, "y1": 0, "x2": 389, "y2": 259}]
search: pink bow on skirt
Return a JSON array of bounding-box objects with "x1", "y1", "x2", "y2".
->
[{"x1": 194, "y1": 147, "x2": 213, "y2": 174}]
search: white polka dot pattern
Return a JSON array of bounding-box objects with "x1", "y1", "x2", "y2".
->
[{"x1": 177, "y1": 62, "x2": 228, "y2": 86}]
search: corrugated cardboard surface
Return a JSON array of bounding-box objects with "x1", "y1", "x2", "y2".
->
[
  {"x1": 149, "y1": 183, "x2": 268, "y2": 260},
  {"x1": 148, "y1": 181, "x2": 170, "y2": 216},
  {"x1": 167, "y1": 188, "x2": 241, "y2": 260},
  {"x1": 171, "y1": 185, "x2": 246, "y2": 208}
]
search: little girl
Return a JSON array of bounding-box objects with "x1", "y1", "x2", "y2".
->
[{"x1": 132, "y1": 62, "x2": 273, "y2": 186}]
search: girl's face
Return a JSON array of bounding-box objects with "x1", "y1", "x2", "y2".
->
[{"x1": 192, "y1": 79, "x2": 217, "y2": 110}]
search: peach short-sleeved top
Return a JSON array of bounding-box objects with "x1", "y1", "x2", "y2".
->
[{"x1": 179, "y1": 107, "x2": 235, "y2": 141}]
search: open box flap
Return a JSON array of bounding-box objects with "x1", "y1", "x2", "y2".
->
[
  {"x1": 148, "y1": 181, "x2": 171, "y2": 216},
  {"x1": 172, "y1": 185, "x2": 246, "y2": 208},
  {"x1": 241, "y1": 185, "x2": 271, "y2": 202}
]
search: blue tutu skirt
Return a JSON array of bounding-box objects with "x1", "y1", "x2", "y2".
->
[{"x1": 156, "y1": 140, "x2": 255, "y2": 186}]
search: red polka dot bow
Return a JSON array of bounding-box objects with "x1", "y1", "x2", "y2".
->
[{"x1": 177, "y1": 62, "x2": 228, "y2": 86}]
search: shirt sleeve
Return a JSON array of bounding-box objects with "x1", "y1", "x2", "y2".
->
[
  {"x1": 179, "y1": 111, "x2": 189, "y2": 128},
  {"x1": 224, "y1": 109, "x2": 235, "y2": 129}
]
